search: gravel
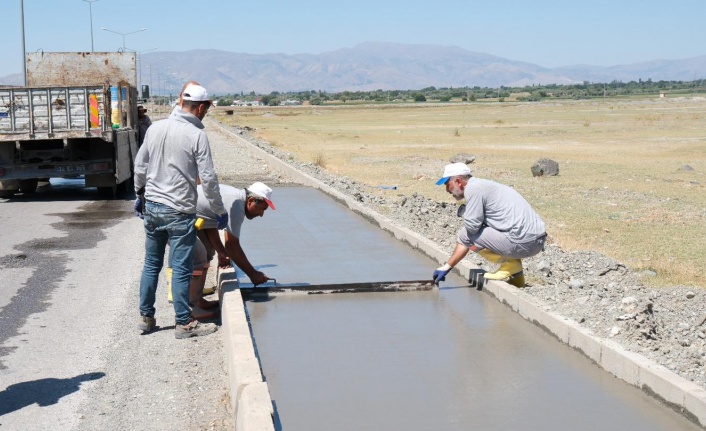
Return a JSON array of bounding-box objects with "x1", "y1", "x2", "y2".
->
[{"x1": 217, "y1": 121, "x2": 706, "y2": 391}]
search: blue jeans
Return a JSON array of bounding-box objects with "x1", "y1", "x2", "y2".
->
[{"x1": 139, "y1": 201, "x2": 196, "y2": 325}]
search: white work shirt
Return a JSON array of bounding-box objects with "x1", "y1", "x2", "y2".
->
[{"x1": 196, "y1": 184, "x2": 246, "y2": 237}]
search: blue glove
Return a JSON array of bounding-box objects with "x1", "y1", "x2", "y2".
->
[
  {"x1": 216, "y1": 212, "x2": 229, "y2": 230},
  {"x1": 433, "y1": 264, "x2": 452, "y2": 285},
  {"x1": 134, "y1": 196, "x2": 144, "y2": 219}
]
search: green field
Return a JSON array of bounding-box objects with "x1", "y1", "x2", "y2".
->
[{"x1": 214, "y1": 98, "x2": 706, "y2": 287}]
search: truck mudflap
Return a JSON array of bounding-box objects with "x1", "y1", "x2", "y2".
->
[{"x1": 0, "y1": 159, "x2": 114, "y2": 180}]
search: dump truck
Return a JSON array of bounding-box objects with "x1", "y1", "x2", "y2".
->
[{"x1": 0, "y1": 52, "x2": 139, "y2": 198}]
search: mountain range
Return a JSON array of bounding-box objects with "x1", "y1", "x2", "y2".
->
[{"x1": 2, "y1": 42, "x2": 705, "y2": 94}]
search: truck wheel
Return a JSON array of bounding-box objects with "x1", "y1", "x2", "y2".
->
[{"x1": 19, "y1": 179, "x2": 39, "y2": 194}]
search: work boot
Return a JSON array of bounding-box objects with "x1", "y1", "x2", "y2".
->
[
  {"x1": 507, "y1": 272, "x2": 526, "y2": 288},
  {"x1": 138, "y1": 316, "x2": 156, "y2": 333},
  {"x1": 166, "y1": 267, "x2": 173, "y2": 303},
  {"x1": 477, "y1": 249, "x2": 524, "y2": 284},
  {"x1": 175, "y1": 319, "x2": 218, "y2": 339}
]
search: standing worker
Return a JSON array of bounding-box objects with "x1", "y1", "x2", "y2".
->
[
  {"x1": 190, "y1": 182, "x2": 275, "y2": 313},
  {"x1": 432, "y1": 162, "x2": 546, "y2": 287},
  {"x1": 136, "y1": 105, "x2": 151, "y2": 146},
  {"x1": 133, "y1": 83, "x2": 229, "y2": 339}
]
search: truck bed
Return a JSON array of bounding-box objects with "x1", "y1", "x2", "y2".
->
[{"x1": 0, "y1": 86, "x2": 111, "y2": 141}]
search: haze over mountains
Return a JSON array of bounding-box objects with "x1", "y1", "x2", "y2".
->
[{"x1": 2, "y1": 42, "x2": 705, "y2": 94}]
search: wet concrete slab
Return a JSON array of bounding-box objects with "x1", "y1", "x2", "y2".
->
[{"x1": 240, "y1": 187, "x2": 700, "y2": 431}]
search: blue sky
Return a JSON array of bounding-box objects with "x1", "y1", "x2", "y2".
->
[{"x1": 2, "y1": 0, "x2": 705, "y2": 78}]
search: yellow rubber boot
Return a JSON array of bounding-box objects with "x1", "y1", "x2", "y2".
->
[
  {"x1": 166, "y1": 267, "x2": 173, "y2": 303},
  {"x1": 477, "y1": 249, "x2": 524, "y2": 284}
]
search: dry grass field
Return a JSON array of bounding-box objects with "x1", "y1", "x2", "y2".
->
[{"x1": 213, "y1": 98, "x2": 706, "y2": 287}]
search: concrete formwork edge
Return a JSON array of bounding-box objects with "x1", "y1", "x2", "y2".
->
[
  {"x1": 218, "y1": 265, "x2": 275, "y2": 431},
  {"x1": 211, "y1": 120, "x2": 706, "y2": 429}
]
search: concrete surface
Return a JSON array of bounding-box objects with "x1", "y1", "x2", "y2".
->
[{"x1": 236, "y1": 186, "x2": 701, "y2": 430}]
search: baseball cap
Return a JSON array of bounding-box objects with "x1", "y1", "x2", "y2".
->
[
  {"x1": 137, "y1": 105, "x2": 147, "y2": 111},
  {"x1": 247, "y1": 182, "x2": 275, "y2": 210},
  {"x1": 181, "y1": 84, "x2": 213, "y2": 105},
  {"x1": 436, "y1": 162, "x2": 471, "y2": 185}
]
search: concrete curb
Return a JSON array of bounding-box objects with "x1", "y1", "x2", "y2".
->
[
  {"x1": 218, "y1": 265, "x2": 274, "y2": 431},
  {"x1": 212, "y1": 121, "x2": 706, "y2": 429}
]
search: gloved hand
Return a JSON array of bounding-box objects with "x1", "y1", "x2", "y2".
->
[
  {"x1": 432, "y1": 263, "x2": 452, "y2": 285},
  {"x1": 133, "y1": 195, "x2": 144, "y2": 219},
  {"x1": 216, "y1": 212, "x2": 229, "y2": 230}
]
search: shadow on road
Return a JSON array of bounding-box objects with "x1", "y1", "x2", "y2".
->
[{"x1": 0, "y1": 371, "x2": 105, "y2": 416}]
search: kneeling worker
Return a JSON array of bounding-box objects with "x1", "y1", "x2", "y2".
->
[
  {"x1": 190, "y1": 182, "x2": 275, "y2": 313},
  {"x1": 432, "y1": 163, "x2": 546, "y2": 287}
]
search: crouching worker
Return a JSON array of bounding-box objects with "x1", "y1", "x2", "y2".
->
[
  {"x1": 432, "y1": 163, "x2": 546, "y2": 287},
  {"x1": 191, "y1": 182, "x2": 275, "y2": 309}
]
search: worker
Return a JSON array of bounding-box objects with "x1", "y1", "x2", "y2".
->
[
  {"x1": 133, "y1": 83, "x2": 228, "y2": 339},
  {"x1": 190, "y1": 182, "x2": 275, "y2": 315},
  {"x1": 432, "y1": 162, "x2": 546, "y2": 287},
  {"x1": 137, "y1": 105, "x2": 151, "y2": 146}
]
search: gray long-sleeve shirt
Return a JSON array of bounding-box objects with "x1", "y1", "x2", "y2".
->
[
  {"x1": 133, "y1": 107, "x2": 225, "y2": 215},
  {"x1": 459, "y1": 177, "x2": 545, "y2": 243}
]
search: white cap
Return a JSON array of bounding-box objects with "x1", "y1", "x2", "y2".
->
[
  {"x1": 182, "y1": 84, "x2": 212, "y2": 105},
  {"x1": 436, "y1": 162, "x2": 471, "y2": 185},
  {"x1": 246, "y1": 182, "x2": 275, "y2": 210}
]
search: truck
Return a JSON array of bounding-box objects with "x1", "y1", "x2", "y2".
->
[{"x1": 0, "y1": 52, "x2": 140, "y2": 198}]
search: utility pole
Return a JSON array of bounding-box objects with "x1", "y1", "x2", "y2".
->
[
  {"x1": 83, "y1": 0, "x2": 98, "y2": 52},
  {"x1": 21, "y1": 0, "x2": 27, "y2": 85}
]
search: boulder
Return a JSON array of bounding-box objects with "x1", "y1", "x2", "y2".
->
[
  {"x1": 531, "y1": 158, "x2": 559, "y2": 177},
  {"x1": 449, "y1": 153, "x2": 476, "y2": 164}
]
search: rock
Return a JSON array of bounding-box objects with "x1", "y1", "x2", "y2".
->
[
  {"x1": 622, "y1": 296, "x2": 637, "y2": 305},
  {"x1": 617, "y1": 314, "x2": 635, "y2": 321},
  {"x1": 699, "y1": 314, "x2": 706, "y2": 326},
  {"x1": 679, "y1": 164, "x2": 695, "y2": 171},
  {"x1": 574, "y1": 296, "x2": 590, "y2": 305},
  {"x1": 609, "y1": 326, "x2": 621, "y2": 337},
  {"x1": 531, "y1": 158, "x2": 560, "y2": 177},
  {"x1": 639, "y1": 269, "x2": 657, "y2": 278},
  {"x1": 569, "y1": 279, "x2": 585, "y2": 289},
  {"x1": 536, "y1": 260, "x2": 551, "y2": 275},
  {"x1": 449, "y1": 153, "x2": 476, "y2": 164},
  {"x1": 686, "y1": 291, "x2": 696, "y2": 299}
]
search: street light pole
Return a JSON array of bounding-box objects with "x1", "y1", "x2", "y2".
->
[
  {"x1": 101, "y1": 27, "x2": 147, "y2": 50},
  {"x1": 20, "y1": 0, "x2": 27, "y2": 85},
  {"x1": 83, "y1": 0, "x2": 98, "y2": 52},
  {"x1": 135, "y1": 48, "x2": 157, "y2": 99}
]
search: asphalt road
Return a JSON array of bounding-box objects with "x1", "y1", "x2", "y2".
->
[{"x1": 0, "y1": 180, "x2": 231, "y2": 430}]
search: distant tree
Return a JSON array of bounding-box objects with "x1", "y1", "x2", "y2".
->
[{"x1": 413, "y1": 93, "x2": 426, "y2": 102}]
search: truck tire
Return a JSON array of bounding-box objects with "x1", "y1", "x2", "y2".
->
[{"x1": 19, "y1": 179, "x2": 39, "y2": 194}]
